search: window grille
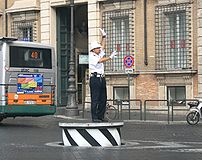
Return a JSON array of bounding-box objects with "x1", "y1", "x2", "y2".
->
[
  {"x1": 11, "y1": 12, "x2": 37, "y2": 42},
  {"x1": 12, "y1": 21, "x2": 34, "y2": 42},
  {"x1": 102, "y1": 9, "x2": 134, "y2": 72},
  {"x1": 155, "y1": 3, "x2": 192, "y2": 70}
]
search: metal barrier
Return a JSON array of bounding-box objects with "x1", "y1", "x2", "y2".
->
[
  {"x1": 82, "y1": 98, "x2": 201, "y2": 123},
  {"x1": 82, "y1": 101, "x2": 90, "y2": 118},
  {"x1": 144, "y1": 100, "x2": 170, "y2": 124},
  {"x1": 170, "y1": 99, "x2": 199, "y2": 121},
  {"x1": 117, "y1": 99, "x2": 142, "y2": 120},
  {"x1": 82, "y1": 99, "x2": 122, "y2": 119},
  {"x1": 82, "y1": 99, "x2": 143, "y2": 120}
]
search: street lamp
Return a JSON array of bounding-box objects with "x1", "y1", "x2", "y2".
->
[{"x1": 65, "y1": 0, "x2": 79, "y2": 116}]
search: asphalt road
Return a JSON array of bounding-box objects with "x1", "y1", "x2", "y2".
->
[{"x1": 1, "y1": 115, "x2": 202, "y2": 160}]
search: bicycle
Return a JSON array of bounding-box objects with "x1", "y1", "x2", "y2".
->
[{"x1": 105, "y1": 102, "x2": 117, "y2": 120}]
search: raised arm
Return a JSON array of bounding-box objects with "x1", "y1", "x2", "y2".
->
[{"x1": 99, "y1": 28, "x2": 106, "y2": 50}]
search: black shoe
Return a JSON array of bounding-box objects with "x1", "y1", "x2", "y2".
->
[{"x1": 92, "y1": 119, "x2": 102, "y2": 123}]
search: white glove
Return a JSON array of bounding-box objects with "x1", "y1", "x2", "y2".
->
[
  {"x1": 99, "y1": 50, "x2": 105, "y2": 58},
  {"x1": 99, "y1": 28, "x2": 106, "y2": 37},
  {"x1": 109, "y1": 51, "x2": 118, "y2": 59}
]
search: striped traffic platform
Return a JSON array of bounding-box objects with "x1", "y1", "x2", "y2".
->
[{"x1": 59, "y1": 122, "x2": 124, "y2": 147}]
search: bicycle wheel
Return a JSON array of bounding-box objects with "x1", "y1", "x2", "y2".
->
[{"x1": 105, "y1": 105, "x2": 117, "y2": 120}]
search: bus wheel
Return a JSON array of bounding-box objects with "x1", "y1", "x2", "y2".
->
[{"x1": 0, "y1": 117, "x2": 3, "y2": 123}]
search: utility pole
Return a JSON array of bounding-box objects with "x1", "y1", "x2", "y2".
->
[{"x1": 65, "y1": 0, "x2": 79, "y2": 116}]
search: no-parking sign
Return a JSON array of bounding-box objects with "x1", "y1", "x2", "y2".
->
[{"x1": 124, "y1": 55, "x2": 134, "y2": 68}]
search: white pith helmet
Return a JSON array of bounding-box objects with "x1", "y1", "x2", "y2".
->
[{"x1": 90, "y1": 41, "x2": 102, "y2": 51}]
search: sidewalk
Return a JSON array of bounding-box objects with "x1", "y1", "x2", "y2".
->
[
  {"x1": 75, "y1": 102, "x2": 188, "y2": 122},
  {"x1": 55, "y1": 107, "x2": 187, "y2": 124}
]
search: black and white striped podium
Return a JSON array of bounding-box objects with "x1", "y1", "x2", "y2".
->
[{"x1": 59, "y1": 122, "x2": 124, "y2": 147}]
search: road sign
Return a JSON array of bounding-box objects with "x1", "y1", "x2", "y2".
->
[
  {"x1": 125, "y1": 68, "x2": 134, "y2": 74},
  {"x1": 124, "y1": 55, "x2": 134, "y2": 68}
]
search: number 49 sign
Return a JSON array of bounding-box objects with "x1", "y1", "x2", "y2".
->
[{"x1": 124, "y1": 55, "x2": 134, "y2": 68}]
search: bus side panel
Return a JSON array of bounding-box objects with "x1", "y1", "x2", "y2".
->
[
  {"x1": 0, "y1": 105, "x2": 56, "y2": 117},
  {"x1": 0, "y1": 43, "x2": 7, "y2": 106},
  {"x1": 7, "y1": 93, "x2": 54, "y2": 105},
  {"x1": 3, "y1": 72, "x2": 56, "y2": 116}
]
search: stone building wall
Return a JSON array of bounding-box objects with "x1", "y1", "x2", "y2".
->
[
  {"x1": 0, "y1": 0, "x2": 200, "y2": 106},
  {"x1": 198, "y1": 0, "x2": 202, "y2": 97}
]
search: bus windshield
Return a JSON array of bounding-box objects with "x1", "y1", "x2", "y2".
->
[{"x1": 9, "y1": 46, "x2": 52, "y2": 69}]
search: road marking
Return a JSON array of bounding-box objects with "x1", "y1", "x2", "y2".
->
[
  {"x1": 45, "y1": 140, "x2": 189, "y2": 150},
  {"x1": 105, "y1": 140, "x2": 189, "y2": 150},
  {"x1": 173, "y1": 149, "x2": 202, "y2": 153},
  {"x1": 46, "y1": 139, "x2": 202, "y2": 153}
]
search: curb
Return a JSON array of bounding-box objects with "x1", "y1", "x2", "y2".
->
[{"x1": 54, "y1": 115, "x2": 187, "y2": 125}]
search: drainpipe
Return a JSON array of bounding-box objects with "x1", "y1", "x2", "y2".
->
[
  {"x1": 144, "y1": 0, "x2": 148, "y2": 65},
  {"x1": 5, "y1": 0, "x2": 8, "y2": 37}
]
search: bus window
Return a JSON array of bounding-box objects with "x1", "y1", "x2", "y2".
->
[{"x1": 9, "y1": 46, "x2": 52, "y2": 69}]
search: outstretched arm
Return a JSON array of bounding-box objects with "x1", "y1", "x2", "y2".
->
[
  {"x1": 98, "y1": 56, "x2": 111, "y2": 63},
  {"x1": 98, "y1": 51, "x2": 118, "y2": 63}
]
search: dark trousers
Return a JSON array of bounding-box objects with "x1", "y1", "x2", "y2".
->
[{"x1": 90, "y1": 76, "x2": 107, "y2": 120}]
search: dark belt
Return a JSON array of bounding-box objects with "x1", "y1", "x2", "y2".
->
[{"x1": 90, "y1": 73, "x2": 105, "y2": 78}]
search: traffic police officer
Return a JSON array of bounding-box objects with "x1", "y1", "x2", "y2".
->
[{"x1": 89, "y1": 28, "x2": 117, "y2": 122}]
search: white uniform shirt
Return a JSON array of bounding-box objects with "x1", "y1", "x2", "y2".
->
[{"x1": 89, "y1": 50, "x2": 105, "y2": 75}]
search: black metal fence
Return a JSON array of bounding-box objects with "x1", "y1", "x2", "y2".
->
[
  {"x1": 144, "y1": 99, "x2": 170, "y2": 124},
  {"x1": 82, "y1": 99, "x2": 198, "y2": 124},
  {"x1": 82, "y1": 99, "x2": 142, "y2": 120}
]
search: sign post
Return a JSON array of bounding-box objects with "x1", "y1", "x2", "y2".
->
[{"x1": 123, "y1": 55, "x2": 134, "y2": 120}]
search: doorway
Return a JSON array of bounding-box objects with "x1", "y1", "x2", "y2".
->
[{"x1": 56, "y1": 4, "x2": 88, "y2": 106}]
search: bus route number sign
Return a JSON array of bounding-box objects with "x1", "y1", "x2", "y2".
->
[{"x1": 124, "y1": 55, "x2": 134, "y2": 68}]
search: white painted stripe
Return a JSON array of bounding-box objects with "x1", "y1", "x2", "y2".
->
[
  {"x1": 62, "y1": 129, "x2": 71, "y2": 146},
  {"x1": 68, "y1": 129, "x2": 91, "y2": 147},
  {"x1": 86, "y1": 129, "x2": 112, "y2": 147},
  {"x1": 173, "y1": 149, "x2": 202, "y2": 153},
  {"x1": 108, "y1": 128, "x2": 121, "y2": 145},
  {"x1": 59, "y1": 122, "x2": 124, "y2": 128}
]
